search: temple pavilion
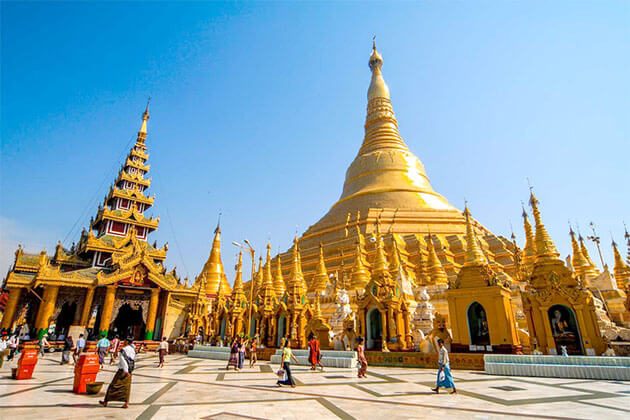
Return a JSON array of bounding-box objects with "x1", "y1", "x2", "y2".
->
[{"x1": 1, "y1": 105, "x2": 200, "y2": 340}]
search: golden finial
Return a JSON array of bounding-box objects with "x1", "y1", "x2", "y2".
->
[
  {"x1": 569, "y1": 224, "x2": 590, "y2": 278},
  {"x1": 463, "y1": 204, "x2": 486, "y2": 266},
  {"x1": 529, "y1": 189, "x2": 560, "y2": 261},
  {"x1": 138, "y1": 97, "x2": 150, "y2": 138}
]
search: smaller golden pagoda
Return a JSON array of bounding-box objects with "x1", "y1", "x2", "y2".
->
[
  {"x1": 447, "y1": 206, "x2": 520, "y2": 353},
  {"x1": 522, "y1": 191, "x2": 606, "y2": 355}
]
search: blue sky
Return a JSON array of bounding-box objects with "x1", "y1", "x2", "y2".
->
[{"x1": 1, "y1": 1, "x2": 628, "y2": 280}]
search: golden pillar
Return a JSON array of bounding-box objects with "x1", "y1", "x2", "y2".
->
[
  {"x1": 1, "y1": 288, "x2": 23, "y2": 330},
  {"x1": 79, "y1": 287, "x2": 95, "y2": 326},
  {"x1": 35, "y1": 285, "x2": 59, "y2": 338},
  {"x1": 145, "y1": 288, "x2": 160, "y2": 340},
  {"x1": 99, "y1": 285, "x2": 117, "y2": 336},
  {"x1": 380, "y1": 310, "x2": 388, "y2": 349}
]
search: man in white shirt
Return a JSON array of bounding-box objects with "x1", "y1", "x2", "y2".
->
[
  {"x1": 100, "y1": 337, "x2": 136, "y2": 409},
  {"x1": 7, "y1": 334, "x2": 19, "y2": 361},
  {"x1": 73, "y1": 334, "x2": 86, "y2": 364}
]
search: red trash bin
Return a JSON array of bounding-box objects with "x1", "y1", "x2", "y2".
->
[
  {"x1": 13, "y1": 349, "x2": 38, "y2": 380},
  {"x1": 73, "y1": 352, "x2": 100, "y2": 394}
]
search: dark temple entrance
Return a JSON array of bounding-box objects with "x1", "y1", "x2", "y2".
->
[{"x1": 111, "y1": 303, "x2": 146, "y2": 340}]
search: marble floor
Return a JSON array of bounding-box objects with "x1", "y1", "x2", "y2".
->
[{"x1": 0, "y1": 353, "x2": 628, "y2": 419}]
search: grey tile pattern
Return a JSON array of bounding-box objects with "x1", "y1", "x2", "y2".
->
[{"x1": 0, "y1": 354, "x2": 628, "y2": 419}]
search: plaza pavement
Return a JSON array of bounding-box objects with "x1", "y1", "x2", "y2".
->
[{"x1": 0, "y1": 353, "x2": 628, "y2": 419}]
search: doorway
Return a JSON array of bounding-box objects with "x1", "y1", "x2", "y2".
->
[
  {"x1": 112, "y1": 303, "x2": 145, "y2": 340},
  {"x1": 467, "y1": 302, "x2": 490, "y2": 346},
  {"x1": 366, "y1": 308, "x2": 382, "y2": 350}
]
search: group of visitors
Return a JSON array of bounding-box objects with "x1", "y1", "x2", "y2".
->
[{"x1": 226, "y1": 336, "x2": 258, "y2": 371}]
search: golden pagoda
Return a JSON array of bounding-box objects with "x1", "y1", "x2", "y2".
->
[
  {"x1": 521, "y1": 191, "x2": 606, "y2": 355},
  {"x1": 1, "y1": 104, "x2": 201, "y2": 341},
  {"x1": 447, "y1": 205, "x2": 521, "y2": 353}
]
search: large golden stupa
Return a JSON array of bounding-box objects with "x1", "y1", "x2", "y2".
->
[{"x1": 285, "y1": 42, "x2": 516, "y2": 283}]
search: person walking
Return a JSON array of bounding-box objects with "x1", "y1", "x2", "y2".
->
[
  {"x1": 356, "y1": 337, "x2": 368, "y2": 378},
  {"x1": 60, "y1": 335, "x2": 73, "y2": 365},
  {"x1": 277, "y1": 340, "x2": 299, "y2": 388},
  {"x1": 96, "y1": 334, "x2": 110, "y2": 368},
  {"x1": 157, "y1": 337, "x2": 168, "y2": 368},
  {"x1": 99, "y1": 337, "x2": 136, "y2": 409},
  {"x1": 307, "y1": 333, "x2": 324, "y2": 371},
  {"x1": 432, "y1": 338, "x2": 456, "y2": 394},
  {"x1": 238, "y1": 338, "x2": 246, "y2": 370},
  {"x1": 7, "y1": 334, "x2": 19, "y2": 361},
  {"x1": 73, "y1": 333, "x2": 86, "y2": 364},
  {"x1": 226, "y1": 338, "x2": 240, "y2": 371},
  {"x1": 0, "y1": 335, "x2": 9, "y2": 369},
  {"x1": 249, "y1": 336, "x2": 258, "y2": 368}
]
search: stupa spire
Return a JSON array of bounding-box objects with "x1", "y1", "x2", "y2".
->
[
  {"x1": 529, "y1": 190, "x2": 560, "y2": 261},
  {"x1": 311, "y1": 243, "x2": 329, "y2": 293},
  {"x1": 288, "y1": 236, "x2": 305, "y2": 298},
  {"x1": 351, "y1": 238, "x2": 370, "y2": 290},
  {"x1": 578, "y1": 234, "x2": 598, "y2": 272},
  {"x1": 138, "y1": 98, "x2": 150, "y2": 139},
  {"x1": 463, "y1": 205, "x2": 486, "y2": 266},
  {"x1": 372, "y1": 220, "x2": 390, "y2": 273},
  {"x1": 232, "y1": 251, "x2": 245, "y2": 295},
  {"x1": 199, "y1": 223, "x2": 230, "y2": 296},
  {"x1": 521, "y1": 205, "x2": 536, "y2": 263},
  {"x1": 612, "y1": 239, "x2": 630, "y2": 289},
  {"x1": 261, "y1": 243, "x2": 276, "y2": 297},
  {"x1": 273, "y1": 256, "x2": 286, "y2": 297},
  {"x1": 426, "y1": 234, "x2": 448, "y2": 285},
  {"x1": 569, "y1": 226, "x2": 590, "y2": 277}
]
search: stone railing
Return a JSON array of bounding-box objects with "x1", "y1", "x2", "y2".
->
[{"x1": 484, "y1": 354, "x2": 630, "y2": 380}]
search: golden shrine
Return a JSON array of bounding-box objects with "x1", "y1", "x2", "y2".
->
[{"x1": 2, "y1": 43, "x2": 629, "y2": 356}]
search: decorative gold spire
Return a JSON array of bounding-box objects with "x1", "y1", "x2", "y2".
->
[
  {"x1": 138, "y1": 99, "x2": 150, "y2": 142},
  {"x1": 232, "y1": 251, "x2": 245, "y2": 296},
  {"x1": 426, "y1": 234, "x2": 448, "y2": 285},
  {"x1": 569, "y1": 227, "x2": 590, "y2": 278},
  {"x1": 261, "y1": 243, "x2": 276, "y2": 297},
  {"x1": 612, "y1": 239, "x2": 630, "y2": 289},
  {"x1": 351, "y1": 238, "x2": 371, "y2": 290},
  {"x1": 253, "y1": 256, "x2": 263, "y2": 297},
  {"x1": 372, "y1": 220, "x2": 390, "y2": 274},
  {"x1": 288, "y1": 236, "x2": 305, "y2": 300},
  {"x1": 199, "y1": 223, "x2": 229, "y2": 296},
  {"x1": 311, "y1": 243, "x2": 329, "y2": 293},
  {"x1": 273, "y1": 256, "x2": 286, "y2": 297},
  {"x1": 529, "y1": 190, "x2": 560, "y2": 261},
  {"x1": 463, "y1": 205, "x2": 486, "y2": 266},
  {"x1": 521, "y1": 205, "x2": 536, "y2": 265}
]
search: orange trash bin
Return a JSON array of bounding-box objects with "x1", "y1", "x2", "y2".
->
[
  {"x1": 13, "y1": 349, "x2": 38, "y2": 380},
  {"x1": 73, "y1": 352, "x2": 100, "y2": 394}
]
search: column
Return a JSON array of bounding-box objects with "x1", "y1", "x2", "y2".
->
[
  {"x1": 0, "y1": 288, "x2": 23, "y2": 330},
  {"x1": 99, "y1": 285, "x2": 117, "y2": 336},
  {"x1": 540, "y1": 306, "x2": 555, "y2": 354},
  {"x1": 79, "y1": 287, "x2": 95, "y2": 326},
  {"x1": 380, "y1": 310, "x2": 388, "y2": 349},
  {"x1": 34, "y1": 285, "x2": 59, "y2": 338},
  {"x1": 145, "y1": 288, "x2": 160, "y2": 340}
]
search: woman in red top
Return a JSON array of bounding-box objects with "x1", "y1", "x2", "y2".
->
[{"x1": 307, "y1": 333, "x2": 324, "y2": 371}]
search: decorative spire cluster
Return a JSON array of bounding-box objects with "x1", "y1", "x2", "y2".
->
[
  {"x1": 311, "y1": 243, "x2": 329, "y2": 293},
  {"x1": 273, "y1": 256, "x2": 286, "y2": 297},
  {"x1": 426, "y1": 234, "x2": 448, "y2": 285}
]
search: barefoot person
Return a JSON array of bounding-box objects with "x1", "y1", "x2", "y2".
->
[
  {"x1": 277, "y1": 340, "x2": 299, "y2": 388},
  {"x1": 307, "y1": 333, "x2": 324, "y2": 371},
  {"x1": 248, "y1": 336, "x2": 258, "y2": 368},
  {"x1": 96, "y1": 333, "x2": 110, "y2": 368},
  {"x1": 157, "y1": 336, "x2": 168, "y2": 368},
  {"x1": 432, "y1": 338, "x2": 456, "y2": 394},
  {"x1": 100, "y1": 337, "x2": 136, "y2": 409},
  {"x1": 356, "y1": 337, "x2": 368, "y2": 378}
]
